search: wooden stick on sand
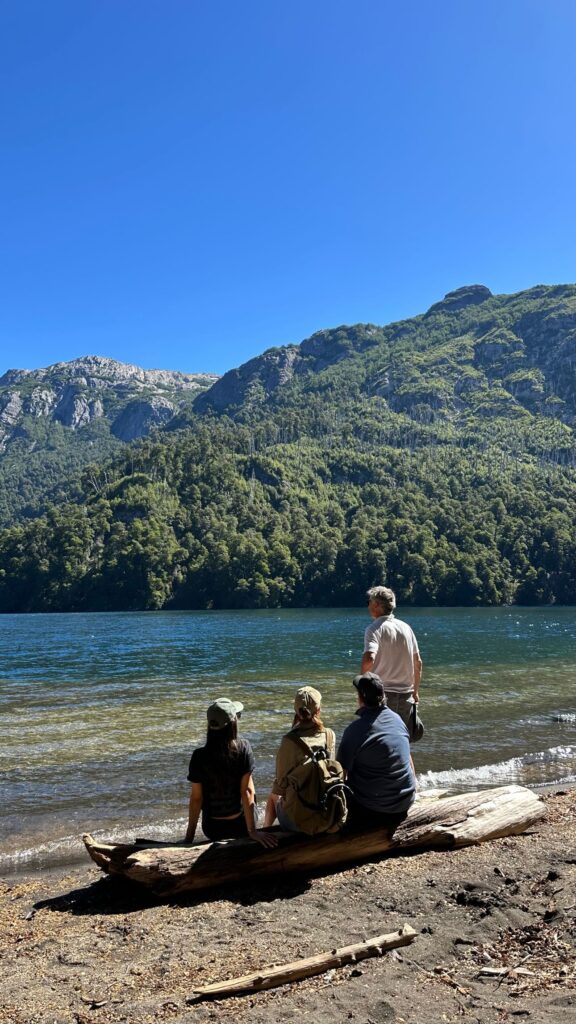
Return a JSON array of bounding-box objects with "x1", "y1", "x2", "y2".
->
[{"x1": 187, "y1": 924, "x2": 417, "y2": 1002}]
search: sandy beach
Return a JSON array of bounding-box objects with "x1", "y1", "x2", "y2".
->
[{"x1": 1, "y1": 788, "x2": 575, "y2": 1024}]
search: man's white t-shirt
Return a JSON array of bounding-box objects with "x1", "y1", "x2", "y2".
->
[{"x1": 363, "y1": 613, "x2": 420, "y2": 693}]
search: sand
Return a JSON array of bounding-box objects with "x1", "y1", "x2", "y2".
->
[{"x1": 1, "y1": 789, "x2": 575, "y2": 1024}]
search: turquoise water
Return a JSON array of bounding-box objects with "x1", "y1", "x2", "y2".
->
[{"x1": 1, "y1": 607, "x2": 574, "y2": 875}]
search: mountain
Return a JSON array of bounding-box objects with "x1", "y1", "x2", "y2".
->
[
  {"x1": 0, "y1": 284, "x2": 575, "y2": 613},
  {"x1": 194, "y1": 284, "x2": 576, "y2": 439},
  {"x1": 0, "y1": 356, "x2": 218, "y2": 525}
]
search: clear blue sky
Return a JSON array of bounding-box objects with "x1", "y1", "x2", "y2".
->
[{"x1": 1, "y1": 0, "x2": 575, "y2": 376}]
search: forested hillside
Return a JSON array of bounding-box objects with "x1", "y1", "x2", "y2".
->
[
  {"x1": 196, "y1": 284, "x2": 576, "y2": 445},
  {"x1": 1, "y1": 284, "x2": 575, "y2": 612}
]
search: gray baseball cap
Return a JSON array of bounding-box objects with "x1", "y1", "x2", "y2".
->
[{"x1": 206, "y1": 698, "x2": 244, "y2": 730}]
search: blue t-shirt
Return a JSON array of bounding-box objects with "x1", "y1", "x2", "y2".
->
[
  {"x1": 337, "y1": 706, "x2": 415, "y2": 814},
  {"x1": 187, "y1": 738, "x2": 255, "y2": 818}
]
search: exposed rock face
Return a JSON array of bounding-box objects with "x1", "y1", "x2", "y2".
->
[
  {"x1": 195, "y1": 347, "x2": 302, "y2": 413},
  {"x1": 0, "y1": 392, "x2": 23, "y2": 427},
  {"x1": 0, "y1": 369, "x2": 30, "y2": 387},
  {"x1": 26, "y1": 388, "x2": 58, "y2": 417},
  {"x1": 505, "y1": 375, "x2": 544, "y2": 401},
  {"x1": 111, "y1": 398, "x2": 175, "y2": 442},
  {"x1": 518, "y1": 309, "x2": 576, "y2": 357},
  {"x1": 0, "y1": 355, "x2": 215, "y2": 392},
  {"x1": 195, "y1": 324, "x2": 384, "y2": 414},
  {"x1": 426, "y1": 285, "x2": 493, "y2": 316},
  {"x1": 299, "y1": 330, "x2": 352, "y2": 367},
  {"x1": 53, "y1": 386, "x2": 101, "y2": 428},
  {"x1": 0, "y1": 356, "x2": 218, "y2": 443},
  {"x1": 454, "y1": 372, "x2": 482, "y2": 396},
  {"x1": 474, "y1": 329, "x2": 525, "y2": 367}
]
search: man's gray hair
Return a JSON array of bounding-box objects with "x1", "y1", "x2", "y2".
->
[{"x1": 367, "y1": 586, "x2": 396, "y2": 614}]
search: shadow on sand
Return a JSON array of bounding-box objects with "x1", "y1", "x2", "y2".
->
[{"x1": 32, "y1": 870, "x2": 312, "y2": 918}]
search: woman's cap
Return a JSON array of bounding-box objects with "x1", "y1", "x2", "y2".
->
[
  {"x1": 353, "y1": 672, "x2": 386, "y2": 707},
  {"x1": 206, "y1": 698, "x2": 244, "y2": 730},
  {"x1": 294, "y1": 685, "x2": 322, "y2": 714}
]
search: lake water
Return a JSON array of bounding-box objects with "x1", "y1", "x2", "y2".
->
[{"x1": 1, "y1": 607, "x2": 574, "y2": 877}]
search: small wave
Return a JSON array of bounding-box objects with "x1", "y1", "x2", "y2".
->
[
  {"x1": 533, "y1": 773, "x2": 576, "y2": 788},
  {"x1": 418, "y1": 745, "x2": 576, "y2": 791},
  {"x1": 518, "y1": 711, "x2": 576, "y2": 727},
  {"x1": 0, "y1": 816, "x2": 187, "y2": 878}
]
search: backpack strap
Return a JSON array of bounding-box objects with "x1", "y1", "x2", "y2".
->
[
  {"x1": 285, "y1": 732, "x2": 329, "y2": 761},
  {"x1": 285, "y1": 733, "x2": 316, "y2": 758}
]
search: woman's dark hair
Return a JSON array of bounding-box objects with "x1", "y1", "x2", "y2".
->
[
  {"x1": 205, "y1": 719, "x2": 239, "y2": 760},
  {"x1": 292, "y1": 707, "x2": 324, "y2": 733}
]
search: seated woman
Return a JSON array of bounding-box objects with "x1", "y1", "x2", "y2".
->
[
  {"x1": 264, "y1": 685, "x2": 336, "y2": 830},
  {"x1": 185, "y1": 697, "x2": 276, "y2": 848}
]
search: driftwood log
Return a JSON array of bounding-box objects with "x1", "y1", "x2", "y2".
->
[
  {"x1": 187, "y1": 924, "x2": 417, "y2": 1001},
  {"x1": 83, "y1": 784, "x2": 544, "y2": 897}
]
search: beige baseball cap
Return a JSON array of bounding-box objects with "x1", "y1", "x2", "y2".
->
[{"x1": 293, "y1": 686, "x2": 322, "y2": 714}]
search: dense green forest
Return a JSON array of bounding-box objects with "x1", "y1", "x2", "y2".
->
[
  {"x1": 0, "y1": 418, "x2": 574, "y2": 612},
  {"x1": 1, "y1": 283, "x2": 575, "y2": 611},
  {"x1": 0, "y1": 417, "x2": 124, "y2": 527}
]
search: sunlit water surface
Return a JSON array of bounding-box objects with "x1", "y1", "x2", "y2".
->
[{"x1": 1, "y1": 607, "x2": 574, "y2": 875}]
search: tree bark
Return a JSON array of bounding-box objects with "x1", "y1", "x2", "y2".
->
[
  {"x1": 187, "y1": 924, "x2": 417, "y2": 1001},
  {"x1": 83, "y1": 784, "x2": 544, "y2": 897}
]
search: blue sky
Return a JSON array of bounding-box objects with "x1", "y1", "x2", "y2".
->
[{"x1": 1, "y1": 0, "x2": 575, "y2": 376}]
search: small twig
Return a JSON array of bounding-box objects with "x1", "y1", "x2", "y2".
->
[{"x1": 495, "y1": 954, "x2": 534, "y2": 989}]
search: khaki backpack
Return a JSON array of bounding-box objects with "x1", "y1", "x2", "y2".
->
[{"x1": 282, "y1": 734, "x2": 349, "y2": 835}]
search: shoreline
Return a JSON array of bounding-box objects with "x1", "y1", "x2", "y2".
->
[
  {"x1": 1, "y1": 788, "x2": 574, "y2": 1024},
  {"x1": 3, "y1": 780, "x2": 576, "y2": 886},
  {"x1": 3, "y1": 605, "x2": 574, "y2": 898}
]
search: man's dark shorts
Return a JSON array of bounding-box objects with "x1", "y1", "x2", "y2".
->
[
  {"x1": 344, "y1": 794, "x2": 408, "y2": 836},
  {"x1": 384, "y1": 691, "x2": 416, "y2": 728}
]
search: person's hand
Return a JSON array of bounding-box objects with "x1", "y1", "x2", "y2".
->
[
  {"x1": 249, "y1": 829, "x2": 279, "y2": 849},
  {"x1": 413, "y1": 693, "x2": 419, "y2": 704}
]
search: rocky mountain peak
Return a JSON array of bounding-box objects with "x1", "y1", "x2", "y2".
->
[
  {"x1": 426, "y1": 285, "x2": 493, "y2": 316},
  {"x1": 0, "y1": 355, "x2": 219, "y2": 443},
  {"x1": 0, "y1": 355, "x2": 216, "y2": 392}
]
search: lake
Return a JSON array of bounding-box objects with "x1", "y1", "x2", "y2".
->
[{"x1": 1, "y1": 607, "x2": 574, "y2": 876}]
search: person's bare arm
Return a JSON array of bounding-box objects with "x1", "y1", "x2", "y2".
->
[
  {"x1": 185, "y1": 782, "x2": 203, "y2": 842},
  {"x1": 241, "y1": 772, "x2": 278, "y2": 848},
  {"x1": 361, "y1": 651, "x2": 375, "y2": 673},
  {"x1": 263, "y1": 736, "x2": 290, "y2": 827},
  {"x1": 413, "y1": 652, "x2": 423, "y2": 702},
  {"x1": 263, "y1": 792, "x2": 279, "y2": 827}
]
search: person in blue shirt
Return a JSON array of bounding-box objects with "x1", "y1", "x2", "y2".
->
[{"x1": 337, "y1": 672, "x2": 416, "y2": 833}]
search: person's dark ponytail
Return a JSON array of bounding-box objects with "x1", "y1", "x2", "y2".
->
[{"x1": 205, "y1": 719, "x2": 239, "y2": 758}]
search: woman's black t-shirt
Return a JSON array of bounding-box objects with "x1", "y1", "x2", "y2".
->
[{"x1": 187, "y1": 739, "x2": 255, "y2": 818}]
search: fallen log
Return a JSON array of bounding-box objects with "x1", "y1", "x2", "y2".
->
[
  {"x1": 82, "y1": 784, "x2": 544, "y2": 897},
  {"x1": 187, "y1": 923, "x2": 417, "y2": 1001}
]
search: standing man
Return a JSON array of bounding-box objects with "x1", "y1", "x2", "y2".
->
[
  {"x1": 361, "y1": 586, "x2": 422, "y2": 730},
  {"x1": 337, "y1": 673, "x2": 415, "y2": 832}
]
